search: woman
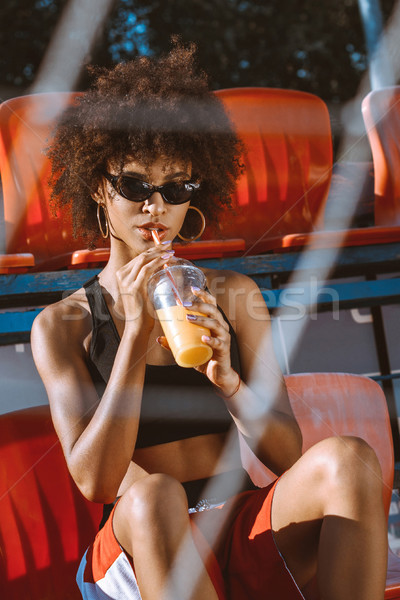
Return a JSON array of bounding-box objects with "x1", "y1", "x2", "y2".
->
[{"x1": 31, "y1": 43, "x2": 387, "y2": 600}]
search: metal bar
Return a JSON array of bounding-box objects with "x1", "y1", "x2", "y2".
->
[
  {"x1": 370, "y1": 373, "x2": 400, "y2": 382},
  {"x1": 1, "y1": 242, "x2": 400, "y2": 308},
  {"x1": 1, "y1": 277, "x2": 400, "y2": 345},
  {"x1": 0, "y1": 309, "x2": 41, "y2": 344},
  {"x1": 0, "y1": 268, "x2": 101, "y2": 308},
  {"x1": 261, "y1": 278, "x2": 400, "y2": 311},
  {"x1": 358, "y1": 0, "x2": 394, "y2": 89},
  {"x1": 370, "y1": 303, "x2": 400, "y2": 460}
]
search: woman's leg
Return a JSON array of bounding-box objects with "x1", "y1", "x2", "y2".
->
[
  {"x1": 113, "y1": 473, "x2": 220, "y2": 600},
  {"x1": 271, "y1": 435, "x2": 388, "y2": 600}
]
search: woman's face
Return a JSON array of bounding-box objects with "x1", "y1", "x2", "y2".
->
[{"x1": 99, "y1": 156, "x2": 193, "y2": 254}]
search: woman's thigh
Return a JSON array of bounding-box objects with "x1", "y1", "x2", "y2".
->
[
  {"x1": 271, "y1": 447, "x2": 326, "y2": 589},
  {"x1": 271, "y1": 435, "x2": 382, "y2": 590}
]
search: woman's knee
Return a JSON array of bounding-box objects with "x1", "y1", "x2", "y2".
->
[
  {"x1": 307, "y1": 436, "x2": 383, "y2": 509},
  {"x1": 121, "y1": 473, "x2": 188, "y2": 526},
  {"x1": 320, "y1": 435, "x2": 381, "y2": 479},
  {"x1": 113, "y1": 474, "x2": 189, "y2": 556}
]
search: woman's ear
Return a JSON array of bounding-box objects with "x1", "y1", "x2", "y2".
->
[
  {"x1": 92, "y1": 175, "x2": 108, "y2": 204},
  {"x1": 92, "y1": 184, "x2": 107, "y2": 204}
]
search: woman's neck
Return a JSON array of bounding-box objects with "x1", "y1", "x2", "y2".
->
[{"x1": 99, "y1": 245, "x2": 140, "y2": 291}]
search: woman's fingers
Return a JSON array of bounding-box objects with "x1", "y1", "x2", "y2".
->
[
  {"x1": 191, "y1": 286, "x2": 217, "y2": 306},
  {"x1": 186, "y1": 312, "x2": 227, "y2": 335},
  {"x1": 187, "y1": 301, "x2": 229, "y2": 332},
  {"x1": 186, "y1": 313, "x2": 231, "y2": 358},
  {"x1": 156, "y1": 336, "x2": 171, "y2": 351},
  {"x1": 133, "y1": 252, "x2": 174, "y2": 286},
  {"x1": 187, "y1": 287, "x2": 230, "y2": 347},
  {"x1": 126, "y1": 244, "x2": 174, "y2": 273},
  {"x1": 115, "y1": 245, "x2": 175, "y2": 325},
  {"x1": 200, "y1": 333, "x2": 227, "y2": 350},
  {"x1": 117, "y1": 246, "x2": 174, "y2": 286}
]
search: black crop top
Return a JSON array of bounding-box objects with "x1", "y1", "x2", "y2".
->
[{"x1": 83, "y1": 276, "x2": 242, "y2": 449}]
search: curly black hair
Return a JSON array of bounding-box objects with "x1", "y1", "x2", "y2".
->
[{"x1": 47, "y1": 41, "x2": 244, "y2": 246}]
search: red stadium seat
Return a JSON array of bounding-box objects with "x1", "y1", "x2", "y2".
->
[
  {"x1": 0, "y1": 92, "x2": 245, "y2": 273},
  {"x1": 0, "y1": 93, "x2": 101, "y2": 272},
  {"x1": 242, "y1": 372, "x2": 400, "y2": 599},
  {"x1": 362, "y1": 86, "x2": 400, "y2": 227},
  {"x1": 289, "y1": 373, "x2": 400, "y2": 599},
  {"x1": 0, "y1": 405, "x2": 102, "y2": 600},
  {"x1": 214, "y1": 87, "x2": 400, "y2": 253},
  {"x1": 1, "y1": 373, "x2": 398, "y2": 598},
  {"x1": 212, "y1": 87, "x2": 333, "y2": 253},
  {"x1": 2, "y1": 87, "x2": 400, "y2": 272}
]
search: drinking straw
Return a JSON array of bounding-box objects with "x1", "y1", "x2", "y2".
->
[{"x1": 151, "y1": 230, "x2": 183, "y2": 306}]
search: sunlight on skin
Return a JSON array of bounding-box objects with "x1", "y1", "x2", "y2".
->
[
  {"x1": 22, "y1": 1, "x2": 400, "y2": 595},
  {"x1": 161, "y1": 24, "x2": 400, "y2": 597}
]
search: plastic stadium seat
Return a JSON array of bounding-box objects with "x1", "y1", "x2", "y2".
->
[
  {"x1": 282, "y1": 86, "x2": 400, "y2": 253},
  {"x1": 0, "y1": 92, "x2": 109, "y2": 273},
  {"x1": 1, "y1": 373, "x2": 399, "y2": 598},
  {"x1": 69, "y1": 239, "x2": 246, "y2": 269},
  {"x1": 1, "y1": 88, "x2": 332, "y2": 268},
  {"x1": 214, "y1": 87, "x2": 400, "y2": 254},
  {"x1": 0, "y1": 252, "x2": 34, "y2": 274},
  {"x1": 1, "y1": 87, "x2": 400, "y2": 272},
  {"x1": 242, "y1": 372, "x2": 400, "y2": 599},
  {"x1": 289, "y1": 373, "x2": 400, "y2": 599},
  {"x1": 362, "y1": 86, "x2": 400, "y2": 228},
  {"x1": 0, "y1": 405, "x2": 102, "y2": 600},
  {"x1": 0, "y1": 93, "x2": 245, "y2": 273},
  {"x1": 212, "y1": 87, "x2": 333, "y2": 253}
]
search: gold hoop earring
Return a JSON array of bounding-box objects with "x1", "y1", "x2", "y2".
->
[
  {"x1": 177, "y1": 206, "x2": 206, "y2": 242},
  {"x1": 97, "y1": 203, "x2": 109, "y2": 239}
]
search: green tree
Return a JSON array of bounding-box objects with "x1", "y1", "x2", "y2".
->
[{"x1": 1, "y1": 0, "x2": 397, "y2": 103}]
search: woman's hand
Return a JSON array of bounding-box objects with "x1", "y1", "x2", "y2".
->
[
  {"x1": 158, "y1": 287, "x2": 239, "y2": 394},
  {"x1": 115, "y1": 243, "x2": 174, "y2": 333}
]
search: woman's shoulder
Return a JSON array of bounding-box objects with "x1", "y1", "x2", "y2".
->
[
  {"x1": 203, "y1": 267, "x2": 258, "y2": 296},
  {"x1": 203, "y1": 268, "x2": 262, "y2": 328},
  {"x1": 31, "y1": 287, "x2": 92, "y2": 348}
]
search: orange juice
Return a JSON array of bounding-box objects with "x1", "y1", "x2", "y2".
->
[{"x1": 156, "y1": 305, "x2": 213, "y2": 368}]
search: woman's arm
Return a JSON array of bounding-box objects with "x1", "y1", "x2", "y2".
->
[
  {"x1": 189, "y1": 270, "x2": 302, "y2": 475},
  {"x1": 31, "y1": 246, "x2": 173, "y2": 503},
  {"x1": 220, "y1": 272, "x2": 302, "y2": 474}
]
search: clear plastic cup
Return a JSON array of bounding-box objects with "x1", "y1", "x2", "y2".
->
[{"x1": 148, "y1": 258, "x2": 213, "y2": 368}]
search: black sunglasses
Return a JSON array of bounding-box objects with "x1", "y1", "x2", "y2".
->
[{"x1": 104, "y1": 172, "x2": 200, "y2": 205}]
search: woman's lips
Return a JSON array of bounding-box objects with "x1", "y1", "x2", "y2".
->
[{"x1": 138, "y1": 227, "x2": 168, "y2": 242}]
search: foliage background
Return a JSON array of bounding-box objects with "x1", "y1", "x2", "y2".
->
[{"x1": 0, "y1": 0, "x2": 397, "y2": 103}]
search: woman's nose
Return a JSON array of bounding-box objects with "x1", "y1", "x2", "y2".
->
[{"x1": 142, "y1": 192, "x2": 166, "y2": 215}]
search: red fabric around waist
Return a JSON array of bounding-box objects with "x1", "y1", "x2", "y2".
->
[
  {"x1": 191, "y1": 478, "x2": 304, "y2": 599},
  {"x1": 83, "y1": 479, "x2": 304, "y2": 599}
]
